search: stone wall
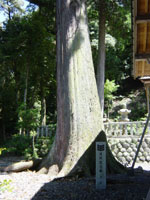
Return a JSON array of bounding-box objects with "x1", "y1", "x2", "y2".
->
[{"x1": 108, "y1": 137, "x2": 150, "y2": 166}]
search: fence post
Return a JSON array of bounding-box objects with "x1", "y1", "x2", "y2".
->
[
  {"x1": 41, "y1": 127, "x2": 44, "y2": 137},
  {"x1": 46, "y1": 126, "x2": 48, "y2": 137},
  {"x1": 37, "y1": 127, "x2": 40, "y2": 138}
]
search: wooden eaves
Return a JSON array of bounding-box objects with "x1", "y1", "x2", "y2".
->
[{"x1": 133, "y1": 0, "x2": 150, "y2": 78}]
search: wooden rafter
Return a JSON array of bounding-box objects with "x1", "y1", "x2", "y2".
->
[
  {"x1": 135, "y1": 53, "x2": 150, "y2": 59},
  {"x1": 145, "y1": 0, "x2": 149, "y2": 13},
  {"x1": 143, "y1": 23, "x2": 148, "y2": 52},
  {"x1": 136, "y1": 14, "x2": 150, "y2": 23}
]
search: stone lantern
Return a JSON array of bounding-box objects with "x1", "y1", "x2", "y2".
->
[{"x1": 118, "y1": 104, "x2": 131, "y2": 122}]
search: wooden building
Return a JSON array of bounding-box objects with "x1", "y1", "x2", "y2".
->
[
  {"x1": 133, "y1": 0, "x2": 150, "y2": 78},
  {"x1": 133, "y1": 0, "x2": 150, "y2": 109}
]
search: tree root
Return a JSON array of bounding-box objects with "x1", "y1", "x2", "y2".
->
[{"x1": 0, "y1": 159, "x2": 42, "y2": 172}]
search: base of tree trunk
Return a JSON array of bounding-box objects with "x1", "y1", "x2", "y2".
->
[
  {"x1": 67, "y1": 131, "x2": 126, "y2": 177},
  {"x1": 37, "y1": 131, "x2": 126, "y2": 179}
]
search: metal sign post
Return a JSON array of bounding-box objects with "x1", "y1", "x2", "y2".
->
[
  {"x1": 131, "y1": 101, "x2": 150, "y2": 173},
  {"x1": 96, "y1": 142, "x2": 106, "y2": 190}
]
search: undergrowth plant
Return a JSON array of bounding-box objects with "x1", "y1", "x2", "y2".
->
[
  {"x1": 0, "y1": 179, "x2": 13, "y2": 193},
  {"x1": 0, "y1": 148, "x2": 6, "y2": 155},
  {"x1": 104, "y1": 79, "x2": 119, "y2": 118},
  {"x1": 1, "y1": 133, "x2": 54, "y2": 160}
]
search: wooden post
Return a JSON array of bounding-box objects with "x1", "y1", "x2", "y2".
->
[{"x1": 145, "y1": 84, "x2": 150, "y2": 112}]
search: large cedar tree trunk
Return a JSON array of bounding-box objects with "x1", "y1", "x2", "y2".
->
[{"x1": 38, "y1": 0, "x2": 125, "y2": 177}]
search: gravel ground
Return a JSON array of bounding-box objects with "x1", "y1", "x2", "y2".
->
[
  {"x1": 0, "y1": 171, "x2": 51, "y2": 200},
  {"x1": 0, "y1": 158, "x2": 150, "y2": 200}
]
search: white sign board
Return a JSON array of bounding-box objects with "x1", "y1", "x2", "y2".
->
[{"x1": 96, "y1": 142, "x2": 106, "y2": 190}]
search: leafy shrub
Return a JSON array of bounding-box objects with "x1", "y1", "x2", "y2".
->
[
  {"x1": 104, "y1": 79, "x2": 119, "y2": 117},
  {"x1": 0, "y1": 179, "x2": 13, "y2": 193},
  {"x1": 35, "y1": 136, "x2": 54, "y2": 158},
  {"x1": 0, "y1": 148, "x2": 6, "y2": 155},
  {"x1": 104, "y1": 79, "x2": 119, "y2": 101},
  {"x1": 48, "y1": 123, "x2": 57, "y2": 135},
  {"x1": 17, "y1": 101, "x2": 41, "y2": 132},
  {"x1": 1, "y1": 134, "x2": 54, "y2": 160},
  {"x1": 1, "y1": 134, "x2": 31, "y2": 156}
]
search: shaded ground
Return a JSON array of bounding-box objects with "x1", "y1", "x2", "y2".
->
[
  {"x1": 0, "y1": 157, "x2": 150, "y2": 200},
  {"x1": 32, "y1": 175, "x2": 150, "y2": 200}
]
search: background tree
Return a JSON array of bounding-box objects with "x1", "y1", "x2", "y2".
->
[
  {"x1": 88, "y1": 0, "x2": 132, "y2": 118},
  {"x1": 0, "y1": 2, "x2": 56, "y2": 137},
  {"x1": 97, "y1": 0, "x2": 106, "y2": 116},
  {"x1": 0, "y1": 0, "x2": 24, "y2": 19}
]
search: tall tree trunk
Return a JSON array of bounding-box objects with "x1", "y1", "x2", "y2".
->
[
  {"x1": 6, "y1": 0, "x2": 11, "y2": 20},
  {"x1": 40, "y1": 82, "x2": 47, "y2": 126},
  {"x1": 38, "y1": 0, "x2": 103, "y2": 176},
  {"x1": 2, "y1": 119, "x2": 6, "y2": 141},
  {"x1": 38, "y1": 0, "x2": 125, "y2": 177},
  {"x1": 96, "y1": 0, "x2": 106, "y2": 117},
  {"x1": 22, "y1": 67, "x2": 29, "y2": 135},
  {"x1": 24, "y1": 67, "x2": 29, "y2": 107},
  {"x1": 41, "y1": 96, "x2": 46, "y2": 126}
]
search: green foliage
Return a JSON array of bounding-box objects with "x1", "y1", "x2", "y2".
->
[
  {"x1": 0, "y1": 7, "x2": 56, "y2": 138},
  {"x1": 104, "y1": 79, "x2": 119, "y2": 118},
  {"x1": 1, "y1": 134, "x2": 31, "y2": 156},
  {"x1": 48, "y1": 123, "x2": 56, "y2": 134},
  {"x1": 129, "y1": 102, "x2": 147, "y2": 121},
  {"x1": 0, "y1": 148, "x2": 6, "y2": 155},
  {"x1": 104, "y1": 79, "x2": 119, "y2": 101},
  {"x1": 88, "y1": 0, "x2": 132, "y2": 84},
  {"x1": 24, "y1": 135, "x2": 54, "y2": 160},
  {"x1": 34, "y1": 136, "x2": 54, "y2": 158},
  {"x1": 0, "y1": 179, "x2": 13, "y2": 193},
  {"x1": 1, "y1": 133, "x2": 54, "y2": 160},
  {"x1": 17, "y1": 102, "x2": 41, "y2": 131}
]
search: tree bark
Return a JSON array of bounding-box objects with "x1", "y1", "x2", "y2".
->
[
  {"x1": 38, "y1": 0, "x2": 125, "y2": 177},
  {"x1": 38, "y1": 0, "x2": 103, "y2": 176},
  {"x1": 41, "y1": 97, "x2": 46, "y2": 126},
  {"x1": 96, "y1": 0, "x2": 106, "y2": 117},
  {"x1": 0, "y1": 159, "x2": 41, "y2": 172},
  {"x1": 2, "y1": 122, "x2": 6, "y2": 141},
  {"x1": 40, "y1": 85, "x2": 46, "y2": 126},
  {"x1": 24, "y1": 66, "x2": 29, "y2": 107}
]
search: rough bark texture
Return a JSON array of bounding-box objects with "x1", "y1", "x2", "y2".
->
[
  {"x1": 38, "y1": 0, "x2": 125, "y2": 177},
  {"x1": 41, "y1": 91, "x2": 46, "y2": 126},
  {"x1": 24, "y1": 66, "x2": 29, "y2": 106},
  {"x1": 41, "y1": 97, "x2": 46, "y2": 126},
  {"x1": 97, "y1": 0, "x2": 106, "y2": 116},
  {"x1": 38, "y1": 0, "x2": 103, "y2": 176}
]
